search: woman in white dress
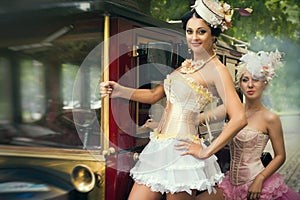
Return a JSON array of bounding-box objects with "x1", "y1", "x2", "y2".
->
[{"x1": 100, "y1": 0, "x2": 247, "y2": 199}]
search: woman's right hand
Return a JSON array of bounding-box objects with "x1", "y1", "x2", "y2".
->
[
  {"x1": 100, "y1": 81, "x2": 121, "y2": 98},
  {"x1": 175, "y1": 139, "x2": 204, "y2": 159}
]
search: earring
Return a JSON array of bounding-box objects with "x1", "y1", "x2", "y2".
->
[
  {"x1": 213, "y1": 43, "x2": 217, "y2": 52},
  {"x1": 187, "y1": 48, "x2": 193, "y2": 59},
  {"x1": 212, "y1": 37, "x2": 218, "y2": 52}
]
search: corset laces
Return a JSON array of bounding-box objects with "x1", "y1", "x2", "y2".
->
[
  {"x1": 229, "y1": 129, "x2": 268, "y2": 185},
  {"x1": 230, "y1": 133, "x2": 246, "y2": 185},
  {"x1": 203, "y1": 101, "x2": 218, "y2": 143},
  {"x1": 159, "y1": 73, "x2": 218, "y2": 140},
  {"x1": 180, "y1": 74, "x2": 219, "y2": 143}
]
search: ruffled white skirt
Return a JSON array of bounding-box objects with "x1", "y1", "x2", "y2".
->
[{"x1": 130, "y1": 132, "x2": 224, "y2": 195}]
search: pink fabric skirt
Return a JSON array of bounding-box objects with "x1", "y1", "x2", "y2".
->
[{"x1": 218, "y1": 172, "x2": 300, "y2": 200}]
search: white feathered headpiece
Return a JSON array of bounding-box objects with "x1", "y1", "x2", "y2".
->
[{"x1": 237, "y1": 50, "x2": 283, "y2": 83}]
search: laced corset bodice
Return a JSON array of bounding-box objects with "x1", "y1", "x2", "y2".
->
[
  {"x1": 157, "y1": 71, "x2": 217, "y2": 137},
  {"x1": 229, "y1": 128, "x2": 269, "y2": 185}
]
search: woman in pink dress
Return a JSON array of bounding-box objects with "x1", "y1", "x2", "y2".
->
[{"x1": 177, "y1": 50, "x2": 300, "y2": 200}]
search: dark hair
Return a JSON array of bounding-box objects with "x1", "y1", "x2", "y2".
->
[{"x1": 181, "y1": 9, "x2": 222, "y2": 37}]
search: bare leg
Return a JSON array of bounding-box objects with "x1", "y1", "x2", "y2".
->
[
  {"x1": 166, "y1": 190, "x2": 196, "y2": 200},
  {"x1": 128, "y1": 182, "x2": 162, "y2": 200},
  {"x1": 196, "y1": 188, "x2": 224, "y2": 200}
]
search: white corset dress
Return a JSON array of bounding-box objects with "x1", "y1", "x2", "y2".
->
[{"x1": 130, "y1": 71, "x2": 224, "y2": 195}]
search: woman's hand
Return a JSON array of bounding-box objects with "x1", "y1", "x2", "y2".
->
[
  {"x1": 175, "y1": 139, "x2": 203, "y2": 159},
  {"x1": 100, "y1": 81, "x2": 165, "y2": 103},
  {"x1": 100, "y1": 81, "x2": 122, "y2": 98},
  {"x1": 142, "y1": 119, "x2": 159, "y2": 130},
  {"x1": 247, "y1": 174, "x2": 264, "y2": 200}
]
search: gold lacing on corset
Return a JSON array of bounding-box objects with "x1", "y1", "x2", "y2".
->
[
  {"x1": 181, "y1": 76, "x2": 219, "y2": 143},
  {"x1": 184, "y1": 77, "x2": 217, "y2": 104},
  {"x1": 152, "y1": 130, "x2": 201, "y2": 144},
  {"x1": 164, "y1": 73, "x2": 218, "y2": 143},
  {"x1": 166, "y1": 73, "x2": 218, "y2": 105}
]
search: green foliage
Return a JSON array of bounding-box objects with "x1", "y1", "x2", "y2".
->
[
  {"x1": 150, "y1": 0, "x2": 190, "y2": 21},
  {"x1": 147, "y1": 0, "x2": 300, "y2": 112}
]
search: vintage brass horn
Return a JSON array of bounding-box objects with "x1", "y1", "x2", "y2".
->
[{"x1": 71, "y1": 164, "x2": 95, "y2": 193}]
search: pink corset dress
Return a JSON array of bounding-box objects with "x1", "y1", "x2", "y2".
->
[{"x1": 218, "y1": 128, "x2": 300, "y2": 200}]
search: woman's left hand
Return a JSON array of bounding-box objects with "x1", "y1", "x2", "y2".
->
[
  {"x1": 247, "y1": 174, "x2": 264, "y2": 200},
  {"x1": 175, "y1": 139, "x2": 203, "y2": 159},
  {"x1": 142, "y1": 119, "x2": 159, "y2": 130}
]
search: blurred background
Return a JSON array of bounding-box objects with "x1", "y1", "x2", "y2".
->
[{"x1": 113, "y1": 0, "x2": 300, "y2": 114}]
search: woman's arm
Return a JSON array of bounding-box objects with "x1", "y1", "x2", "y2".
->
[
  {"x1": 199, "y1": 104, "x2": 226, "y2": 125},
  {"x1": 199, "y1": 65, "x2": 247, "y2": 158},
  {"x1": 176, "y1": 65, "x2": 247, "y2": 159},
  {"x1": 100, "y1": 81, "x2": 165, "y2": 104},
  {"x1": 247, "y1": 111, "x2": 285, "y2": 199},
  {"x1": 260, "y1": 112, "x2": 286, "y2": 178}
]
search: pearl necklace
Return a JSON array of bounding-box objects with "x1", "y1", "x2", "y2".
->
[{"x1": 179, "y1": 53, "x2": 216, "y2": 74}]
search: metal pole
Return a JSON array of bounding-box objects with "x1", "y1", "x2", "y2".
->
[{"x1": 101, "y1": 14, "x2": 110, "y2": 151}]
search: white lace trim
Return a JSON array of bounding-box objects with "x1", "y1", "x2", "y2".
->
[{"x1": 131, "y1": 172, "x2": 224, "y2": 195}]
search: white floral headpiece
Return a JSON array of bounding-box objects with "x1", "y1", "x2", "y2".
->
[
  {"x1": 191, "y1": 0, "x2": 253, "y2": 31},
  {"x1": 238, "y1": 50, "x2": 283, "y2": 82}
]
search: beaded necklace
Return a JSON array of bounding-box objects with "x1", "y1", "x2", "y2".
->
[{"x1": 179, "y1": 53, "x2": 216, "y2": 74}]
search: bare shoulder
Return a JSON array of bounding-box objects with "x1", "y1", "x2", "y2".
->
[
  {"x1": 213, "y1": 60, "x2": 231, "y2": 76},
  {"x1": 263, "y1": 108, "x2": 281, "y2": 124},
  {"x1": 262, "y1": 108, "x2": 282, "y2": 132},
  {"x1": 213, "y1": 59, "x2": 227, "y2": 70}
]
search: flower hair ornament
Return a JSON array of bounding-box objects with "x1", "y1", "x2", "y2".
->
[
  {"x1": 191, "y1": 0, "x2": 253, "y2": 31},
  {"x1": 237, "y1": 50, "x2": 283, "y2": 84}
]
